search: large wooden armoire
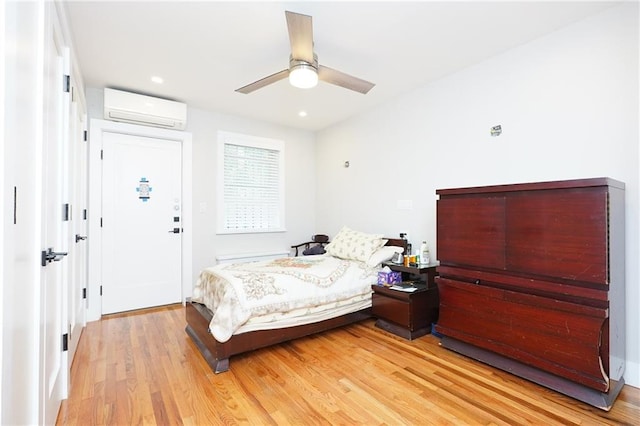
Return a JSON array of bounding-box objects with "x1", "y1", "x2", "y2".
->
[{"x1": 434, "y1": 178, "x2": 625, "y2": 410}]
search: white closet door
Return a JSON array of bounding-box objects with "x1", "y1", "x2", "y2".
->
[{"x1": 41, "y1": 12, "x2": 67, "y2": 425}]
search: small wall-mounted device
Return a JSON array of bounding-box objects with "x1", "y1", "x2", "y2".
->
[
  {"x1": 344, "y1": 161, "x2": 350, "y2": 168},
  {"x1": 490, "y1": 125, "x2": 502, "y2": 137}
]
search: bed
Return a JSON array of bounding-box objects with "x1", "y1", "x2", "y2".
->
[{"x1": 185, "y1": 228, "x2": 407, "y2": 373}]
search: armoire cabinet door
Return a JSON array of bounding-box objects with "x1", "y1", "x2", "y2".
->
[
  {"x1": 437, "y1": 196, "x2": 506, "y2": 270},
  {"x1": 505, "y1": 188, "x2": 609, "y2": 285}
]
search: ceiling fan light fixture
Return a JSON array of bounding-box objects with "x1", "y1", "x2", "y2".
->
[{"x1": 289, "y1": 63, "x2": 318, "y2": 89}]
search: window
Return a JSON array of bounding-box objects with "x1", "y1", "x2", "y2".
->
[{"x1": 217, "y1": 131, "x2": 285, "y2": 234}]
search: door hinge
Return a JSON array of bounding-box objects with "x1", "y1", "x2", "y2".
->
[
  {"x1": 100, "y1": 217, "x2": 103, "y2": 227},
  {"x1": 82, "y1": 288, "x2": 87, "y2": 299},
  {"x1": 84, "y1": 130, "x2": 88, "y2": 142},
  {"x1": 100, "y1": 149, "x2": 103, "y2": 160},
  {"x1": 100, "y1": 285, "x2": 103, "y2": 296},
  {"x1": 62, "y1": 333, "x2": 68, "y2": 351},
  {"x1": 63, "y1": 75, "x2": 70, "y2": 93},
  {"x1": 62, "y1": 203, "x2": 70, "y2": 221},
  {"x1": 13, "y1": 186, "x2": 17, "y2": 225},
  {"x1": 83, "y1": 209, "x2": 87, "y2": 220}
]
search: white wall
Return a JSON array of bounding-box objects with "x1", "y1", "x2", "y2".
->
[
  {"x1": 315, "y1": 3, "x2": 639, "y2": 388},
  {"x1": 85, "y1": 88, "x2": 317, "y2": 288}
]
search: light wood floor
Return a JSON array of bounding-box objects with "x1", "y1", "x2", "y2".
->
[{"x1": 57, "y1": 304, "x2": 639, "y2": 425}]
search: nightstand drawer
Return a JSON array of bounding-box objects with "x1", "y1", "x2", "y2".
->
[{"x1": 372, "y1": 293, "x2": 411, "y2": 328}]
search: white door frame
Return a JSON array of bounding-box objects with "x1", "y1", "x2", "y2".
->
[{"x1": 87, "y1": 119, "x2": 192, "y2": 321}]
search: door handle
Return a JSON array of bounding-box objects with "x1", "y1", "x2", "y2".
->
[
  {"x1": 168, "y1": 228, "x2": 181, "y2": 233},
  {"x1": 75, "y1": 234, "x2": 87, "y2": 243},
  {"x1": 41, "y1": 248, "x2": 68, "y2": 266}
]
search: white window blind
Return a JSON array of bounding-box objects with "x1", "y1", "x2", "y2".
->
[{"x1": 217, "y1": 131, "x2": 285, "y2": 234}]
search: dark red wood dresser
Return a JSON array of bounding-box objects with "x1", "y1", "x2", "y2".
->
[{"x1": 434, "y1": 178, "x2": 625, "y2": 410}]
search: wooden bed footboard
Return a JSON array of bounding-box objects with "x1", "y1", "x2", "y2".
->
[{"x1": 185, "y1": 300, "x2": 372, "y2": 373}]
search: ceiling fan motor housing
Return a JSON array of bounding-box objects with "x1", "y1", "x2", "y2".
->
[{"x1": 289, "y1": 53, "x2": 318, "y2": 71}]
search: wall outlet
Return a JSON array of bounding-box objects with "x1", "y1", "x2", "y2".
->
[{"x1": 399, "y1": 231, "x2": 410, "y2": 240}]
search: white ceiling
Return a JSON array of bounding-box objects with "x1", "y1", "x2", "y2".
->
[{"x1": 64, "y1": 1, "x2": 617, "y2": 131}]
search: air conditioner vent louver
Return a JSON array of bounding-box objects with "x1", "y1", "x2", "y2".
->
[{"x1": 103, "y1": 88, "x2": 187, "y2": 130}]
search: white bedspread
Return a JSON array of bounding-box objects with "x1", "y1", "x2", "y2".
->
[{"x1": 191, "y1": 255, "x2": 379, "y2": 342}]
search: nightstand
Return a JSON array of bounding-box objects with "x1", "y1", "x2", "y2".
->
[{"x1": 372, "y1": 263, "x2": 439, "y2": 340}]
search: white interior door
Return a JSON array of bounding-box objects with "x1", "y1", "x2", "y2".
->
[
  {"x1": 101, "y1": 132, "x2": 182, "y2": 314},
  {"x1": 67, "y1": 92, "x2": 86, "y2": 363},
  {"x1": 41, "y1": 12, "x2": 67, "y2": 425}
]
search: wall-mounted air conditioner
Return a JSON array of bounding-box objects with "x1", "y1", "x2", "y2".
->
[{"x1": 103, "y1": 88, "x2": 187, "y2": 130}]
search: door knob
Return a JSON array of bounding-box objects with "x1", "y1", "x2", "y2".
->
[
  {"x1": 168, "y1": 228, "x2": 180, "y2": 233},
  {"x1": 41, "y1": 248, "x2": 68, "y2": 267},
  {"x1": 75, "y1": 234, "x2": 87, "y2": 243}
]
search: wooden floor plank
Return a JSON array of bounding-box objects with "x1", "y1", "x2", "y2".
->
[{"x1": 57, "y1": 304, "x2": 640, "y2": 425}]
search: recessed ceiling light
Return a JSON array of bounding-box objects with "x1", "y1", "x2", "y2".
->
[
  {"x1": 151, "y1": 76, "x2": 164, "y2": 84},
  {"x1": 298, "y1": 111, "x2": 308, "y2": 117}
]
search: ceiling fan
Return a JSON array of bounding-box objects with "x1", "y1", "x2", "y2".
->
[{"x1": 235, "y1": 11, "x2": 375, "y2": 95}]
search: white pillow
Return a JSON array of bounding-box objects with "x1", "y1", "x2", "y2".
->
[
  {"x1": 325, "y1": 226, "x2": 387, "y2": 262},
  {"x1": 366, "y1": 245, "x2": 405, "y2": 268}
]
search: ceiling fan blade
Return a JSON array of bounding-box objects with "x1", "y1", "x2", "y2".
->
[
  {"x1": 285, "y1": 11, "x2": 314, "y2": 63},
  {"x1": 318, "y1": 65, "x2": 375, "y2": 94},
  {"x1": 235, "y1": 69, "x2": 289, "y2": 94}
]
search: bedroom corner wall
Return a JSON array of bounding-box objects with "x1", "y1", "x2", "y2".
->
[{"x1": 314, "y1": 3, "x2": 640, "y2": 388}]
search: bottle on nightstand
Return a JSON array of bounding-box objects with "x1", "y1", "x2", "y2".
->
[{"x1": 420, "y1": 241, "x2": 430, "y2": 265}]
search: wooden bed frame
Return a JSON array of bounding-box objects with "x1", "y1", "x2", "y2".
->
[{"x1": 185, "y1": 237, "x2": 407, "y2": 373}]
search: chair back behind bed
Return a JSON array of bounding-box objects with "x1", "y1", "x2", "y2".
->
[
  {"x1": 291, "y1": 234, "x2": 330, "y2": 256},
  {"x1": 385, "y1": 238, "x2": 408, "y2": 252}
]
